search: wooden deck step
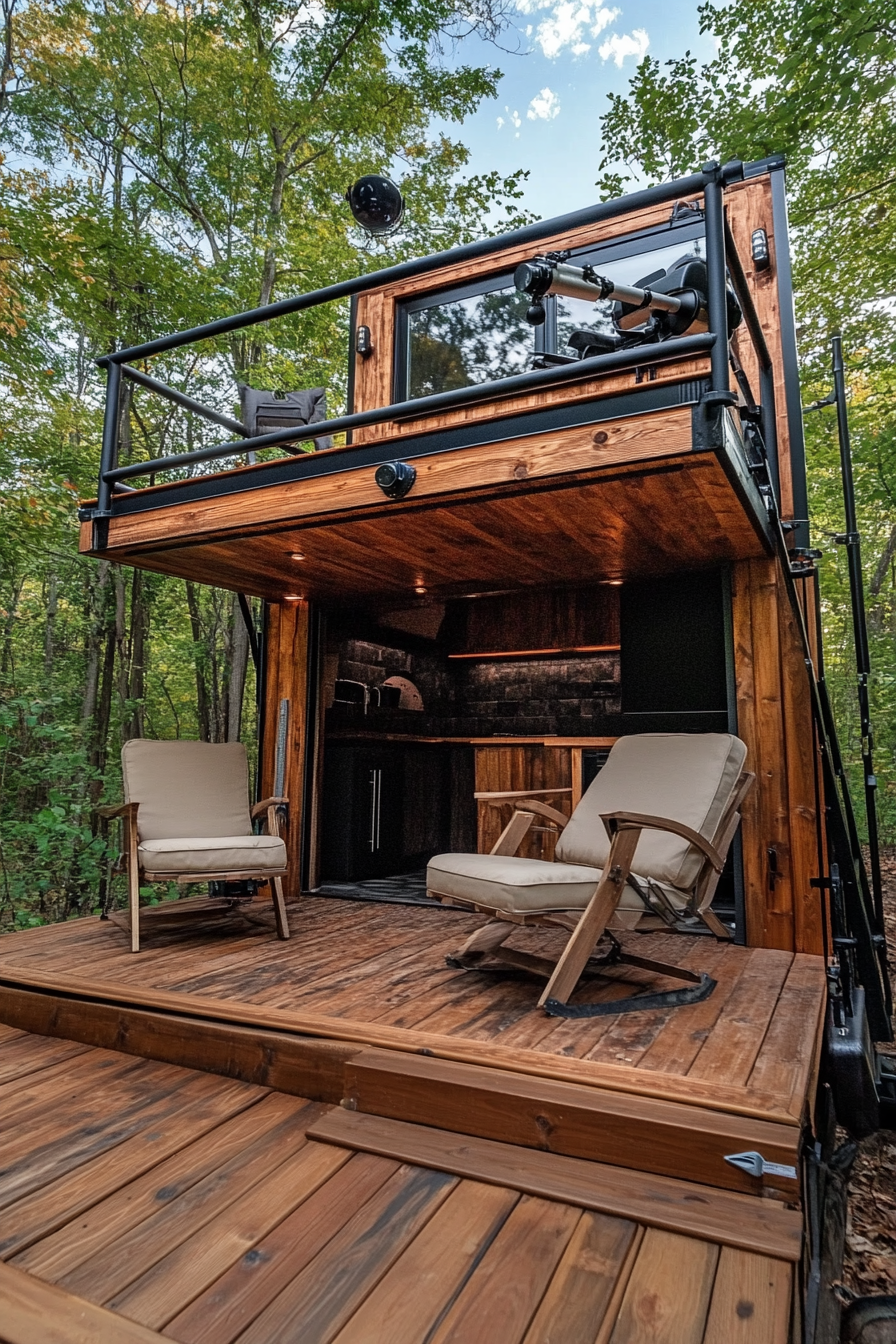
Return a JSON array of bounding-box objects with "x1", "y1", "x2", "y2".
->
[
  {"x1": 0, "y1": 959, "x2": 813, "y2": 1123},
  {"x1": 342, "y1": 1047, "x2": 800, "y2": 1198},
  {"x1": 306, "y1": 1108, "x2": 803, "y2": 1262},
  {"x1": 0, "y1": 1030, "x2": 797, "y2": 1343}
]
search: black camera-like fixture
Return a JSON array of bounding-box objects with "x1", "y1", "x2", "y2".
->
[
  {"x1": 345, "y1": 176, "x2": 405, "y2": 236},
  {"x1": 374, "y1": 460, "x2": 416, "y2": 500}
]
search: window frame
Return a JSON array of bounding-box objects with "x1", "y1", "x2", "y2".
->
[{"x1": 391, "y1": 215, "x2": 707, "y2": 405}]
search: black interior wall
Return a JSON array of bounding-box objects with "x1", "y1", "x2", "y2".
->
[{"x1": 620, "y1": 569, "x2": 729, "y2": 720}]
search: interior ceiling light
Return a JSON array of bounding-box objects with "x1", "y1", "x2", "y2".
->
[
  {"x1": 290, "y1": 552, "x2": 305, "y2": 561},
  {"x1": 345, "y1": 176, "x2": 405, "y2": 236},
  {"x1": 284, "y1": 594, "x2": 303, "y2": 602},
  {"x1": 414, "y1": 584, "x2": 427, "y2": 594}
]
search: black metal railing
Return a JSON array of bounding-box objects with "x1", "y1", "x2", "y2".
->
[{"x1": 88, "y1": 159, "x2": 758, "y2": 519}]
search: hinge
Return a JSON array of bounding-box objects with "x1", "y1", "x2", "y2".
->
[{"x1": 724, "y1": 1150, "x2": 797, "y2": 1180}]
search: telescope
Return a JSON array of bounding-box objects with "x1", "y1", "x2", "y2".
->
[{"x1": 514, "y1": 251, "x2": 741, "y2": 352}]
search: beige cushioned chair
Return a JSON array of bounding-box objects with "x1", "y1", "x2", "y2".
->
[
  {"x1": 427, "y1": 733, "x2": 753, "y2": 1014},
  {"x1": 100, "y1": 740, "x2": 290, "y2": 952}
]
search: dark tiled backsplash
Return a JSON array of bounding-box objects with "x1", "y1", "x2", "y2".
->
[{"x1": 333, "y1": 643, "x2": 621, "y2": 737}]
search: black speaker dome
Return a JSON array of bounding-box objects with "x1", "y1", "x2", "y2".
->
[{"x1": 345, "y1": 176, "x2": 405, "y2": 235}]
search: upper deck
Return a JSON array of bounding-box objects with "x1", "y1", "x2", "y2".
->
[{"x1": 78, "y1": 160, "x2": 803, "y2": 603}]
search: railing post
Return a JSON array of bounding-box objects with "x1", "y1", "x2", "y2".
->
[
  {"x1": 702, "y1": 162, "x2": 731, "y2": 395},
  {"x1": 96, "y1": 358, "x2": 122, "y2": 523}
]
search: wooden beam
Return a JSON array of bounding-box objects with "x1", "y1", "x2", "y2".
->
[
  {"x1": 0, "y1": 964, "x2": 811, "y2": 1123},
  {"x1": 305, "y1": 1109, "x2": 803, "y2": 1262},
  {"x1": 0, "y1": 983, "x2": 357, "y2": 1104},
  {"x1": 261, "y1": 601, "x2": 309, "y2": 899},
  {"x1": 343, "y1": 1048, "x2": 800, "y2": 1197},
  {"x1": 83, "y1": 406, "x2": 696, "y2": 556},
  {"x1": 0, "y1": 1260, "x2": 169, "y2": 1344}
]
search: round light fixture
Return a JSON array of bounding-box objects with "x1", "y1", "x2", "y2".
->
[
  {"x1": 290, "y1": 552, "x2": 305, "y2": 561},
  {"x1": 415, "y1": 585, "x2": 427, "y2": 595},
  {"x1": 345, "y1": 176, "x2": 405, "y2": 236}
]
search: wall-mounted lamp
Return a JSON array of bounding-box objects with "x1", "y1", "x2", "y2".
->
[
  {"x1": 374, "y1": 460, "x2": 416, "y2": 500},
  {"x1": 356, "y1": 325, "x2": 374, "y2": 358},
  {"x1": 751, "y1": 228, "x2": 770, "y2": 271}
]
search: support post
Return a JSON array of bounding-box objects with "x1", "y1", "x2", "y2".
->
[
  {"x1": 96, "y1": 358, "x2": 122, "y2": 525},
  {"x1": 831, "y1": 333, "x2": 884, "y2": 931},
  {"x1": 703, "y1": 164, "x2": 731, "y2": 395}
]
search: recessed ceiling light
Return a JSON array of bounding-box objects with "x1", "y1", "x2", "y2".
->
[
  {"x1": 602, "y1": 579, "x2": 623, "y2": 586},
  {"x1": 284, "y1": 594, "x2": 303, "y2": 602},
  {"x1": 414, "y1": 585, "x2": 427, "y2": 594},
  {"x1": 290, "y1": 551, "x2": 305, "y2": 561}
]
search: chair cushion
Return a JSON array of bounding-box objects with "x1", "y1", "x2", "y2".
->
[
  {"x1": 429, "y1": 852, "x2": 620, "y2": 915},
  {"x1": 555, "y1": 732, "x2": 746, "y2": 889},
  {"x1": 139, "y1": 834, "x2": 286, "y2": 875},
  {"x1": 123, "y1": 740, "x2": 253, "y2": 842},
  {"x1": 427, "y1": 854, "x2": 692, "y2": 924}
]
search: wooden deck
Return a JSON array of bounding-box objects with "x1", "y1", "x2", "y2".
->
[
  {"x1": 0, "y1": 1028, "x2": 798, "y2": 1343},
  {"x1": 0, "y1": 895, "x2": 825, "y2": 1108}
]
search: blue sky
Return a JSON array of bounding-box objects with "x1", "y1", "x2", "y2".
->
[{"x1": 433, "y1": 1, "x2": 715, "y2": 221}]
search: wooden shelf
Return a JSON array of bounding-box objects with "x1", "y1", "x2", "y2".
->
[{"x1": 448, "y1": 644, "x2": 620, "y2": 661}]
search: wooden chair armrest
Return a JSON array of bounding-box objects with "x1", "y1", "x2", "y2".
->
[
  {"x1": 96, "y1": 802, "x2": 139, "y2": 820},
  {"x1": 251, "y1": 797, "x2": 288, "y2": 819},
  {"x1": 474, "y1": 788, "x2": 572, "y2": 801},
  {"x1": 600, "y1": 810, "x2": 726, "y2": 872},
  {"x1": 513, "y1": 799, "x2": 569, "y2": 829}
]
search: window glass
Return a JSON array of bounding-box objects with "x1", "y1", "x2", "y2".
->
[
  {"x1": 407, "y1": 285, "x2": 533, "y2": 399},
  {"x1": 556, "y1": 237, "x2": 706, "y2": 352}
]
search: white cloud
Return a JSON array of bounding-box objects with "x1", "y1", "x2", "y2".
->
[
  {"x1": 496, "y1": 115, "x2": 505, "y2": 129},
  {"x1": 527, "y1": 87, "x2": 561, "y2": 120},
  {"x1": 517, "y1": 1, "x2": 619, "y2": 60},
  {"x1": 598, "y1": 27, "x2": 649, "y2": 66},
  {"x1": 510, "y1": 108, "x2": 522, "y2": 128}
]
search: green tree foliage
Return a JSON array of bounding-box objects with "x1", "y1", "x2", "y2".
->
[
  {"x1": 597, "y1": 0, "x2": 896, "y2": 836},
  {"x1": 0, "y1": 0, "x2": 529, "y2": 926}
]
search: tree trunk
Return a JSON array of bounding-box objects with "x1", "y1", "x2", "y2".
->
[
  {"x1": 185, "y1": 580, "x2": 212, "y2": 741},
  {"x1": 125, "y1": 568, "x2": 148, "y2": 740},
  {"x1": 43, "y1": 572, "x2": 57, "y2": 679},
  {"x1": 226, "y1": 591, "x2": 249, "y2": 741},
  {"x1": 1, "y1": 577, "x2": 22, "y2": 678},
  {"x1": 81, "y1": 561, "x2": 111, "y2": 727}
]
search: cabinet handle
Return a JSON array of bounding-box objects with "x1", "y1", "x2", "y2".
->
[{"x1": 369, "y1": 768, "x2": 381, "y2": 852}]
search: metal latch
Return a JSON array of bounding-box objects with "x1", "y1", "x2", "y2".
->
[{"x1": 724, "y1": 1150, "x2": 797, "y2": 1180}]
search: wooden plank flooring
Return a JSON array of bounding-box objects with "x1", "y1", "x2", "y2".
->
[
  {"x1": 0, "y1": 1031, "x2": 795, "y2": 1344},
  {"x1": 0, "y1": 895, "x2": 826, "y2": 1125}
]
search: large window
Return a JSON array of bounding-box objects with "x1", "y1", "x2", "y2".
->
[
  {"x1": 403, "y1": 278, "x2": 534, "y2": 400},
  {"x1": 394, "y1": 218, "x2": 706, "y2": 403}
]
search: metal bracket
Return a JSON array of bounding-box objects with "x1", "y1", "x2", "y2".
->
[{"x1": 724, "y1": 1150, "x2": 797, "y2": 1180}]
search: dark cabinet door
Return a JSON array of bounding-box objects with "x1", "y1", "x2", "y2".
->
[{"x1": 321, "y1": 742, "x2": 450, "y2": 882}]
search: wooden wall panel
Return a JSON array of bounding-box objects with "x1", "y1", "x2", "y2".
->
[
  {"x1": 778, "y1": 584, "x2": 824, "y2": 956},
  {"x1": 454, "y1": 585, "x2": 620, "y2": 655},
  {"x1": 732, "y1": 557, "x2": 823, "y2": 953},
  {"x1": 261, "y1": 601, "x2": 310, "y2": 900},
  {"x1": 733, "y1": 558, "x2": 794, "y2": 949},
  {"x1": 474, "y1": 745, "x2": 572, "y2": 860},
  {"x1": 725, "y1": 177, "x2": 794, "y2": 522}
]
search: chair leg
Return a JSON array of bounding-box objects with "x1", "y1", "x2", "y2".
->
[
  {"x1": 271, "y1": 877, "x2": 290, "y2": 940},
  {"x1": 537, "y1": 827, "x2": 640, "y2": 1008},
  {"x1": 125, "y1": 818, "x2": 141, "y2": 954},
  {"x1": 127, "y1": 864, "x2": 141, "y2": 954},
  {"x1": 447, "y1": 919, "x2": 514, "y2": 967}
]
